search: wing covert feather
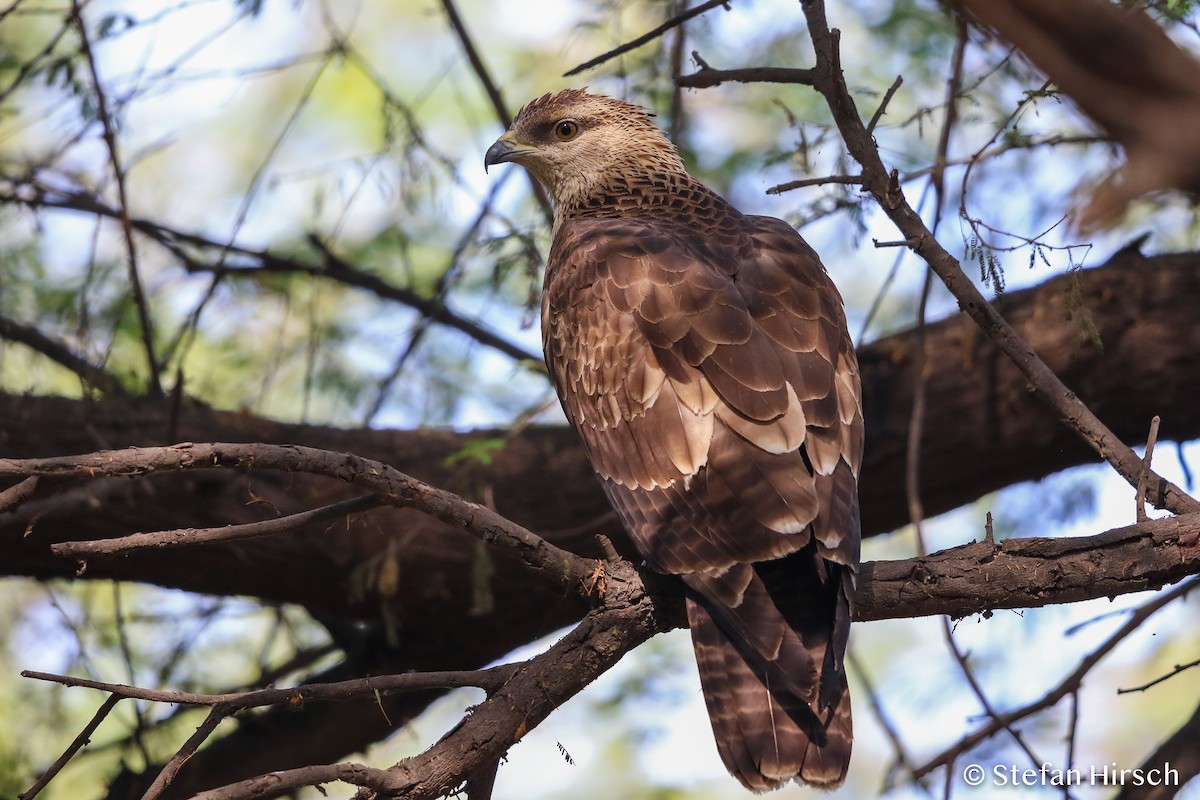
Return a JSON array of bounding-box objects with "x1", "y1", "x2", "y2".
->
[{"x1": 543, "y1": 216, "x2": 862, "y2": 572}]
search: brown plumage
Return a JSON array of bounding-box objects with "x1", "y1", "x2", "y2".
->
[{"x1": 485, "y1": 89, "x2": 863, "y2": 791}]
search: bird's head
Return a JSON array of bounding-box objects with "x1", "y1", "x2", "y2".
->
[{"x1": 484, "y1": 89, "x2": 685, "y2": 211}]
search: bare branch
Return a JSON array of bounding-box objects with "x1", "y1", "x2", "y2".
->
[
  {"x1": 1117, "y1": 657, "x2": 1200, "y2": 695},
  {"x1": 69, "y1": 0, "x2": 161, "y2": 396},
  {"x1": 141, "y1": 707, "x2": 226, "y2": 800},
  {"x1": 193, "y1": 562, "x2": 665, "y2": 800},
  {"x1": 791, "y1": 0, "x2": 1200, "y2": 516},
  {"x1": 0, "y1": 313, "x2": 125, "y2": 396},
  {"x1": 4, "y1": 435, "x2": 1197, "y2": 620},
  {"x1": 19, "y1": 694, "x2": 120, "y2": 800},
  {"x1": 22, "y1": 664, "x2": 518, "y2": 708},
  {"x1": 766, "y1": 173, "x2": 862, "y2": 194},
  {"x1": 55, "y1": 494, "x2": 384, "y2": 555},
  {"x1": 3, "y1": 185, "x2": 544, "y2": 368},
  {"x1": 565, "y1": 0, "x2": 733, "y2": 77},
  {"x1": 439, "y1": 0, "x2": 553, "y2": 221},
  {"x1": 676, "y1": 65, "x2": 817, "y2": 88},
  {"x1": 857, "y1": 513, "x2": 1200, "y2": 622},
  {"x1": 912, "y1": 577, "x2": 1199, "y2": 779},
  {"x1": 440, "y1": 0, "x2": 512, "y2": 127},
  {"x1": 1136, "y1": 415, "x2": 1162, "y2": 523},
  {"x1": 0, "y1": 442, "x2": 596, "y2": 592},
  {"x1": 867, "y1": 75, "x2": 904, "y2": 134},
  {"x1": 0, "y1": 476, "x2": 42, "y2": 513}
]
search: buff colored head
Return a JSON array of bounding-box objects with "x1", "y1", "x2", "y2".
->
[{"x1": 484, "y1": 89, "x2": 685, "y2": 209}]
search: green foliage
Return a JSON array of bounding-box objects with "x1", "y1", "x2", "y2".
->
[{"x1": 445, "y1": 437, "x2": 507, "y2": 467}]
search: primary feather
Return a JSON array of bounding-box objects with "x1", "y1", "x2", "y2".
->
[{"x1": 486, "y1": 89, "x2": 863, "y2": 791}]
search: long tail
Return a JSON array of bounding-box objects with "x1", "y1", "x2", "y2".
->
[{"x1": 685, "y1": 554, "x2": 853, "y2": 791}]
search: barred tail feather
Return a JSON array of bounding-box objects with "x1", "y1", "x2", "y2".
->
[{"x1": 687, "y1": 597, "x2": 852, "y2": 791}]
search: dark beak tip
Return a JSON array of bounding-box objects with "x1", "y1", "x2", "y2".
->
[{"x1": 484, "y1": 139, "x2": 518, "y2": 173}]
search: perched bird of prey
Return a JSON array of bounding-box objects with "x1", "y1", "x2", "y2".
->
[{"x1": 485, "y1": 89, "x2": 863, "y2": 791}]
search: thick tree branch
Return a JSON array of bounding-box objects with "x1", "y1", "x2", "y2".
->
[
  {"x1": 5, "y1": 436, "x2": 1198, "y2": 621},
  {"x1": 857, "y1": 513, "x2": 1200, "y2": 622},
  {"x1": 22, "y1": 515, "x2": 1200, "y2": 799},
  {"x1": 0, "y1": 442, "x2": 597, "y2": 594},
  {"x1": 4, "y1": 254, "x2": 1200, "y2": 593}
]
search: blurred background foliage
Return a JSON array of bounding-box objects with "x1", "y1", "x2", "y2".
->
[{"x1": 0, "y1": 0, "x2": 1198, "y2": 798}]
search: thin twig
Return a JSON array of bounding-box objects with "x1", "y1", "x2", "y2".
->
[
  {"x1": 0, "y1": 11, "x2": 75, "y2": 105},
  {"x1": 872, "y1": 236, "x2": 922, "y2": 249},
  {"x1": 1063, "y1": 691, "x2": 1079, "y2": 800},
  {"x1": 56, "y1": 494, "x2": 384, "y2": 555},
  {"x1": 868, "y1": 75, "x2": 904, "y2": 134},
  {"x1": 912, "y1": 576, "x2": 1200, "y2": 778},
  {"x1": 440, "y1": 0, "x2": 511, "y2": 127},
  {"x1": 676, "y1": 65, "x2": 817, "y2": 89},
  {"x1": 0, "y1": 314, "x2": 126, "y2": 395},
  {"x1": 906, "y1": 266, "x2": 933, "y2": 555},
  {"x1": 846, "y1": 649, "x2": 920, "y2": 791},
  {"x1": 140, "y1": 706, "x2": 227, "y2": 800},
  {"x1": 907, "y1": 5, "x2": 967, "y2": 552},
  {"x1": 163, "y1": 49, "x2": 335, "y2": 372},
  {"x1": 12, "y1": 171, "x2": 543, "y2": 370},
  {"x1": 440, "y1": 0, "x2": 553, "y2": 221},
  {"x1": 305, "y1": 236, "x2": 543, "y2": 366},
  {"x1": 1136, "y1": 415, "x2": 1162, "y2": 522},
  {"x1": 19, "y1": 694, "x2": 120, "y2": 800},
  {"x1": 565, "y1": 0, "x2": 732, "y2": 77},
  {"x1": 22, "y1": 663, "x2": 519, "y2": 708},
  {"x1": 1117, "y1": 656, "x2": 1200, "y2": 694},
  {"x1": 939, "y1": 616, "x2": 1049, "y2": 779},
  {"x1": 766, "y1": 173, "x2": 862, "y2": 194},
  {"x1": 668, "y1": 0, "x2": 691, "y2": 143},
  {"x1": 70, "y1": 0, "x2": 161, "y2": 395}
]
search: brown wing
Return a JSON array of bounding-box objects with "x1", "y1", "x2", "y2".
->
[{"x1": 542, "y1": 214, "x2": 862, "y2": 789}]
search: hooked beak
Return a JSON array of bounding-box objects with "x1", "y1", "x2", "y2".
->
[{"x1": 484, "y1": 132, "x2": 534, "y2": 173}]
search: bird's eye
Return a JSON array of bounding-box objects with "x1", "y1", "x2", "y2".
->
[{"x1": 554, "y1": 120, "x2": 579, "y2": 141}]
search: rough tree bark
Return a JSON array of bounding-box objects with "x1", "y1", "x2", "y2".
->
[{"x1": 2, "y1": 247, "x2": 1198, "y2": 797}]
